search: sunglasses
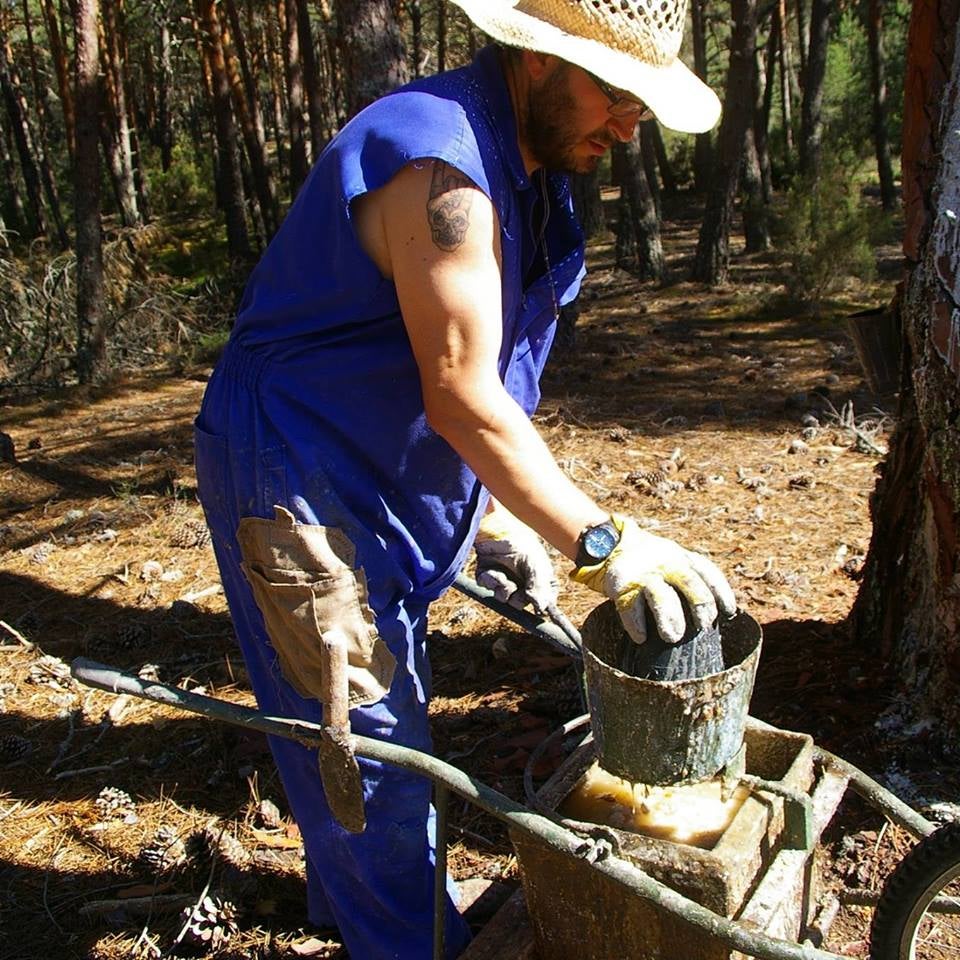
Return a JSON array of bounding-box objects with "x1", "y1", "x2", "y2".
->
[{"x1": 586, "y1": 71, "x2": 655, "y2": 121}]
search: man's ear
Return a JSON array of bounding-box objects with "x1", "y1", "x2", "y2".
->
[{"x1": 520, "y1": 49, "x2": 559, "y2": 81}]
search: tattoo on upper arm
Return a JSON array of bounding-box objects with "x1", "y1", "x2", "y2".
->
[{"x1": 426, "y1": 161, "x2": 474, "y2": 252}]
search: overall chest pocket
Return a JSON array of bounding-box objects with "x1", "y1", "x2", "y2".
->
[{"x1": 237, "y1": 505, "x2": 396, "y2": 708}]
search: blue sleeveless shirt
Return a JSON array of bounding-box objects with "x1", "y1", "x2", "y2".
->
[{"x1": 221, "y1": 45, "x2": 585, "y2": 599}]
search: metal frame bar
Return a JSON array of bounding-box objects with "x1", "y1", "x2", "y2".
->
[{"x1": 70, "y1": 657, "x2": 905, "y2": 960}]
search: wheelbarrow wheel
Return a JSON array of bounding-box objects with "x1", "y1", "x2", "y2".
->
[{"x1": 870, "y1": 821, "x2": 960, "y2": 960}]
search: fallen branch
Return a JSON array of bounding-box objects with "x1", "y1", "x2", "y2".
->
[
  {"x1": 53, "y1": 758, "x2": 128, "y2": 781},
  {"x1": 0, "y1": 620, "x2": 34, "y2": 650},
  {"x1": 78, "y1": 893, "x2": 197, "y2": 919}
]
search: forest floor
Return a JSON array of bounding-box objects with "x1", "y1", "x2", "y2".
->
[{"x1": 2, "y1": 201, "x2": 958, "y2": 960}]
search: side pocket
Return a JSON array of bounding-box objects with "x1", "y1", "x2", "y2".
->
[{"x1": 236, "y1": 505, "x2": 396, "y2": 707}]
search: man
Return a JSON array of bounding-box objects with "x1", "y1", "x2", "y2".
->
[{"x1": 194, "y1": 1, "x2": 733, "y2": 957}]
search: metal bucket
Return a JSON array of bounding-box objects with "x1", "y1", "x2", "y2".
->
[{"x1": 581, "y1": 602, "x2": 762, "y2": 785}]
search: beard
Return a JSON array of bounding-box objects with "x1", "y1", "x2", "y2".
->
[{"x1": 523, "y1": 64, "x2": 613, "y2": 174}]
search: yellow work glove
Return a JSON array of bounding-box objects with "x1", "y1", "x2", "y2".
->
[
  {"x1": 474, "y1": 507, "x2": 559, "y2": 614},
  {"x1": 571, "y1": 514, "x2": 736, "y2": 645}
]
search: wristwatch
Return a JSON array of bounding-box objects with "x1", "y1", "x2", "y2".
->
[{"x1": 574, "y1": 519, "x2": 620, "y2": 568}]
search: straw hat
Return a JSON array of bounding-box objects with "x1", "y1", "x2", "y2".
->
[{"x1": 447, "y1": 0, "x2": 721, "y2": 133}]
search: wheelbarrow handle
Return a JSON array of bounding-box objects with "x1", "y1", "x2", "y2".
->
[{"x1": 452, "y1": 573, "x2": 582, "y2": 659}]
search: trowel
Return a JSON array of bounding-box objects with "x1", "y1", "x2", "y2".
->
[{"x1": 319, "y1": 629, "x2": 366, "y2": 833}]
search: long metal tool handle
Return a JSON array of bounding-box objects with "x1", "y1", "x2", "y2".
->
[
  {"x1": 452, "y1": 573, "x2": 581, "y2": 658},
  {"x1": 71, "y1": 657, "x2": 847, "y2": 960}
]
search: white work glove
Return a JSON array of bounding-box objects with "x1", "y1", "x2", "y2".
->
[
  {"x1": 473, "y1": 507, "x2": 559, "y2": 614},
  {"x1": 571, "y1": 514, "x2": 736, "y2": 645}
]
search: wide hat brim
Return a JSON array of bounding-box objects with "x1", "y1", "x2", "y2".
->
[{"x1": 448, "y1": 0, "x2": 721, "y2": 134}]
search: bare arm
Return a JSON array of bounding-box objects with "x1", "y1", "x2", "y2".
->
[{"x1": 352, "y1": 160, "x2": 605, "y2": 560}]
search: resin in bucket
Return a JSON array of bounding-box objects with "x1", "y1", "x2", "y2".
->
[{"x1": 581, "y1": 601, "x2": 762, "y2": 785}]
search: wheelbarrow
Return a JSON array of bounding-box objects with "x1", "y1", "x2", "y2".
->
[{"x1": 69, "y1": 575, "x2": 954, "y2": 960}]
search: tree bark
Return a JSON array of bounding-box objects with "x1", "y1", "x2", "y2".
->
[
  {"x1": 222, "y1": 0, "x2": 280, "y2": 236},
  {"x1": 100, "y1": 0, "x2": 142, "y2": 226},
  {"x1": 263, "y1": 9, "x2": 288, "y2": 178},
  {"x1": 0, "y1": 37, "x2": 47, "y2": 239},
  {"x1": 281, "y1": 0, "x2": 309, "y2": 195},
  {"x1": 865, "y1": 0, "x2": 897, "y2": 212},
  {"x1": 437, "y1": 0, "x2": 447, "y2": 73},
  {"x1": 639, "y1": 124, "x2": 662, "y2": 220},
  {"x1": 197, "y1": 0, "x2": 251, "y2": 262},
  {"x1": 334, "y1": 0, "x2": 408, "y2": 120},
  {"x1": 74, "y1": 0, "x2": 106, "y2": 384},
  {"x1": 297, "y1": 0, "x2": 324, "y2": 159},
  {"x1": 569, "y1": 169, "x2": 605, "y2": 240},
  {"x1": 777, "y1": 0, "x2": 795, "y2": 155},
  {"x1": 613, "y1": 134, "x2": 664, "y2": 282},
  {"x1": 691, "y1": 0, "x2": 712, "y2": 193},
  {"x1": 22, "y1": 0, "x2": 69, "y2": 245},
  {"x1": 799, "y1": 0, "x2": 831, "y2": 177},
  {"x1": 41, "y1": 0, "x2": 75, "y2": 163},
  {"x1": 0, "y1": 124, "x2": 26, "y2": 236},
  {"x1": 156, "y1": 8, "x2": 174, "y2": 171},
  {"x1": 649, "y1": 124, "x2": 677, "y2": 197},
  {"x1": 852, "y1": 1, "x2": 960, "y2": 731},
  {"x1": 740, "y1": 125, "x2": 769, "y2": 252},
  {"x1": 757, "y1": 9, "x2": 777, "y2": 200},
  {"x1": 692, "y1": 0, "x2": 757, "y2": 285},
  {"x1": 411, "y1": 0, "x2": 423, "y2": 76}
]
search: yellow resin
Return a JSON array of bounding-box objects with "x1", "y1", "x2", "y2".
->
[{"x1": 559, "y1": 762, "x2": 750, "y2": 849}]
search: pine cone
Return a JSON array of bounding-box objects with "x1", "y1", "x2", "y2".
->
[
  {"x1": 139, "y1": 825, "x2": 186, "y2": 873},
  {"x1": 186, "y1": 824, "x2": 250, "y2": 870},
  {"x1": 114, "y1": 621, "x2": 149, "y2": 649},
  {"x1": 0, "y1": 734, "x2": 32, "y2": 764},
  {"x1": 170, "y1": 520, "x2": 212, "y2": 550},
  {"x1": 179, "y1": 895, "x2": 239, "y2": 951},
  {"x1": 30, "y1": 541, "x2": 54, "y2": 565},
  {"x1": 95, "y1": 786, "x2": 136, "y2": 821},
  {"x1": 685, "y1": 472, "x2": 709, "y2": 491},
  {"x1": 27, "y1": 655, "x2": 72, "y2": 689},
  {"x1": 626, "y1": 468, "x2": 666, "y2": 489}
]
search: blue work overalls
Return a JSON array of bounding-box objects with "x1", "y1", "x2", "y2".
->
[{"x1": 194, "y1": 45, "x2": 585, "y2": 960}]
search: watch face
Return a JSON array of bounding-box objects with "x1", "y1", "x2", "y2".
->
[{"x1": 583, "y1": 524, "x2": 619, "y2": 562}]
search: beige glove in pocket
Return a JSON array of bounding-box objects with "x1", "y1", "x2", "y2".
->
[{"x1": 237, "y1": 505, "x2": 396, "y2": 707}]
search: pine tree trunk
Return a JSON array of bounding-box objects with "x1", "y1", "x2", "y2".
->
[
  {"x1": 75, "y1": 0, "x2": 106, "y2": 384},
  {"x1": 281, "y1": 0, "x2": 309, "y2": 196},
  {"x1": 614, "y1": 135, "x2": 664, "y2": 282},
  {"x1": 222, "y1": 0, "x2": 280, "y2": 236},
  {"x1": 437, "y1": 0, "x2": 447, "y2": 73},
  {"x1": 41, "y1": 0, "x2": 75, "y2": 163},
  {"x1": 865, "y1": 0, "x2": 897, "y2": 211},
  {"x1": 795, "y1": 0, "x2": 808, "y2": 80},
  {"x1": 0, "y1": 125, "x2": 26, "y2": 235},
  {"x1": 569, "y1": 169, "x2": 605, "y2": 239},
  {"x1": 156, "y1": 12, "x2": 174, "y2": 171},
  {"x1": 777, "y1": 0, "x2": 795, "y2": 155},
  {"x1": 334, "y1": 0, "x2": 408, "y2": 120},
  {"x1": 741, "y1": 126, "x2": 769, "y2": 252},
  {"x1": 0, "y1": 38, "x2": 47, "y2": 239},
  {"x1": 757, "y1": 12, "x2": 776, "y2": 201},
  {"x1": 799, "y1": 0, "x2": 831, "y2": 177},
  {"x1": 297, "y1": 0, "x2": 324, "y2": 159},
  {"x1": 100, "y1": 0, "x2": 141, "y2": 226},
  {"x1": 263, "y1": 10, "x2": 288, "y2": 178},
  {"x1": 21, "y1": 0, "x2": 69, "y2": 243},
  {"x1": 852, "y1": 1, "x2": 960, "y2": 731},
  {"x1": 691, "y1": 0, "x2": 711, "y2": 193},
  {"x1": 650, "y1": 124, "x2": 677, "y2": 197},
  {"x1": 411, "y1": 0, "x2": 423, "y2": 76},
  {"x1": 693, "y1": 0, "x2": 757, "y2": 284},
  {"x1": 639, "y1": 124, "x2": 662, "y2": 220},
  {"x1": 198, "y1": 0, "x2": 251, "y2": 262}
]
